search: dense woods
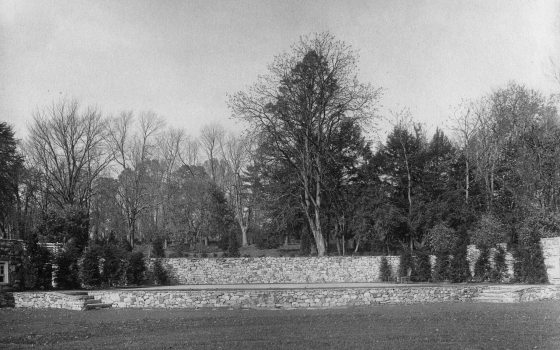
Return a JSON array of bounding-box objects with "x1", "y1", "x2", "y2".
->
[{"x1": 1, "y1": 33, "x2": 559, "y2": 266}]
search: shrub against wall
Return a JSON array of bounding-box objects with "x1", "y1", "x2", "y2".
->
[
  {"x1": 412, "y1": 251, "x2": 431, "y2": 282},
  {"x1": 379, "y1": 256, "x2": 392, "y2": 282},
  {"x1": 514, "y1": 221, "x2": 548, "y2": 283},
  {"x1": 22, "y1": 234, "x2": 52, "y2": 290},
  {"x1": 127, "y1": 252, "x2": 146, "y2": 285},
  {"x1": 153, "y1": 258, "x2": 169, "y2": 285},
  {"x1": 80, "y1": 244, "x2": 102, "y2": 287},
  {"x1": 54, "y1": 244, "x2": 81, "y2": 289},
  {"x1": 398, "y1": 249, "x2": 413, "y2": 277},
  {"x1": 79, "y1": 242, "x2": 146, "y2": 288}
]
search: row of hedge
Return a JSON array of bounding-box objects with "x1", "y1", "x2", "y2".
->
[
  {"x1": 21, "y1": 236, "x2": 171, "y2": 290},
  {"x1": 379, "y1": 241, "x2": 548, "y2": 284}
]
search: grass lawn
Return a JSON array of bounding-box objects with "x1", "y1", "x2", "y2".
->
[{"x1": 1, "y1": 302, "x2": 559, "y2": 349}]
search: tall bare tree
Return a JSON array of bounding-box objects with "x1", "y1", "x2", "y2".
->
[
  {"x1": 221, "y1": 132, "x2": 254, "y2": 246},
  {"x1": 200, "y1": 123, "x2": 225, "y2": 183},
  {"x1": 449, "y1": 101, "x2": 479, "y2": 203},
  {"x1": 230, "y1": 33, "x2": 381, "y2": 256},
  {"x1": 26, "y1": 99, "x2": 111, "y2": 210},
  {"x1": 107, "y1": 111, "x2": 164, "y2": 246}
]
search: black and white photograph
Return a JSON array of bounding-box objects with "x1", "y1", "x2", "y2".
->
[{"x1": 1, "y1": 0, "x2": 560, "y2": 349}]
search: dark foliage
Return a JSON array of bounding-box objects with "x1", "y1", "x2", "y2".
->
[
  {"x1": 153, "y1": 259, "x2": 169, "y2": 285},
  {"x1": 449, "y1": 251, "x2": 470, "y2": 283},
  {"x1": 80, "y1": 244, "x2": 102, "y2": 287},
  {"x1": 432, "y1": 254, "x2": 451, "y2": 282},
  {"x1": 23, "y1": 234, "x2": 52, "y2": 290},
  {"x1": 39, "y1": 207, "x2": 90, "y2": 253},
  {"x1": 54, "y1": 244, "x2": 81, "y2": 289},
  {"x1": 126, "y1": 252, "x2": 146, "y2": 285},
  {"x1": 490, "y1": 246, "x2": 508, "y2": 282},
  {"x1": 513, "y1": 232, "x2": 548, "y2": 284},
  {"x1": 474, "y1": 248, "x2": 491, "y2": 282},
  {"x1": 101, "y1": 244, "x2": 127, "y2": 286},
  {"x1": 411, "y1": 250, "x2": 431, "y2": 282},
  {"x1": 152, "y1": 237, "x2": 165, "y2": 258},
  {"x1": 0, "y1": 122, "x2": 23, "y2": 237},
  {"x1": 449, "y1": 233, "x2": 471, "y2": 283},
  {"x1": 379, "y1": 256, "x2": 393, "y2": 282},
  {"x1": 398, "y1": 248, "x2": 413, "y2": 277}
]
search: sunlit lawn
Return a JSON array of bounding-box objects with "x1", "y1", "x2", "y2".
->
[{"x1": 1, "y1": 301, "x2": 559, "y2": 349}]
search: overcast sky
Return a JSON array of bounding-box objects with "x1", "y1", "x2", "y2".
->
[{"x1": 1, "y1": 0, "x2": 559, "y2": 141}]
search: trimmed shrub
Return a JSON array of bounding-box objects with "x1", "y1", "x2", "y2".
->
[
  {"x1": 54, "y1": 245, "x2": 81, "y2": 289},
  {"x1": 490, "y1": 246, "x2": 508, "y2": 282},
  {"x1": 449, "y1": 230, "x2": 470, "y2": 283},
  {"x1": 80, "y1": 244, "x2": 102, "y2": 288},
  {"x1": 126, "y1": 252, "x2": 146, "y2": 285},
  {"x1": 513, "y1": 226, "x2": 548, "y2": 284},
  {"x1": 474, "y1": 248, "x2": 491, "y2": 282},
  {"x1": 398, "y1": 249, "x2": 413, "y2": 278},
  {"x1": 153, "y1": 259, "x2": 169, "y2": 285},
  {"x1": 23, "y1": 234, "x2": 52, "y2": 290},
  {"x1": 100, "y1": 244, "x2": 127, "y2": 286},
  {"x1": 449, "y1": 246, "x2": 470, "y2": 283},
  {"x1": 412, "y1": 251, "x2": 431, "y2": 282},
  {"x1": 379, "y1": 256, "x2": 392, "y2": 282},
  {"x1": 432, "y1": 254, "x2": 451, "y2": 282}
]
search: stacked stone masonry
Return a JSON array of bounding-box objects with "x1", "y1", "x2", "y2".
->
[
  {"x1": 89, "y1": 286, "x2": 484, "y2": 309},
  {"x1": 154, "y1": 256, "x2": 401, "y2": 285},
  {"x1": 10, "y1": 285, "x2": 560, "y2": 310},
  {"x1": 13, "y1": 292, "x2": 85, "y2": 310}
]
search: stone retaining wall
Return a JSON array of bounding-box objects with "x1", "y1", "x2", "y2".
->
[
  {"x1": 13, "y1": 292, "x2": 85, "y2": 310},
  {"x1": 519, "y1": 286, "x2": 560, "y2": 302},
  {"x1": 542, "y1": 237, "x2": 560, "y2": 284},
  {"x1": 154, "y1": 256, "x2": 401, "y2": 284},
  {"x1": 90, "y1": 286, "x2": 484, "y2": 309}
]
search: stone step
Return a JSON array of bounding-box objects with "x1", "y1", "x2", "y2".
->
[
  {"x1": 61, "y1": 291, "x2": 89, "y2": 296},
  {"x1": 84, "y1": 301, "x2": 112, "y2": 310}
]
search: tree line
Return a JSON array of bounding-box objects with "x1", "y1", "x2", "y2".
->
[{"x1": 1, "y1": 33, "x2": 559, "y2": 267}]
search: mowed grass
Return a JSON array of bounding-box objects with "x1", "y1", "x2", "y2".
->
[{"x1": 1, "y1": 302, "x2": 560, "y2": 349}]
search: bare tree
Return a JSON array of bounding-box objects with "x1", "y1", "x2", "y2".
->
[
  {"x1": 107, "y1": 111, "x2": 164, "y2": 246},
  {"x1": 178, "y1": 135, "x2": 200, "y2": 168},
  {"x1": 200, "y1": 123, "x2": 225, "y2": 182},
  {"x1": 26, "y1": 99, "x2": 111, "y2": 209},
  {"x1": 449, "y1": 101, "x2": 479, "y2": 203},
  {"x1": 221, "y1": 132, "x2": 254, "y2": 246}
]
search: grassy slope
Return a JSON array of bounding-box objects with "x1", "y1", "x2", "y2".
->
[{"x1": 1, "y1": 302, "x2": 559, "y2": 349}]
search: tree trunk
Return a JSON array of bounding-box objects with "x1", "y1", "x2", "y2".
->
[
  {"x1": 465, "y1": 157, "x2": 469, "y2": 203},
  {"x1": 241, "y1": 225, "x2": 248, "y2": 246}
]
